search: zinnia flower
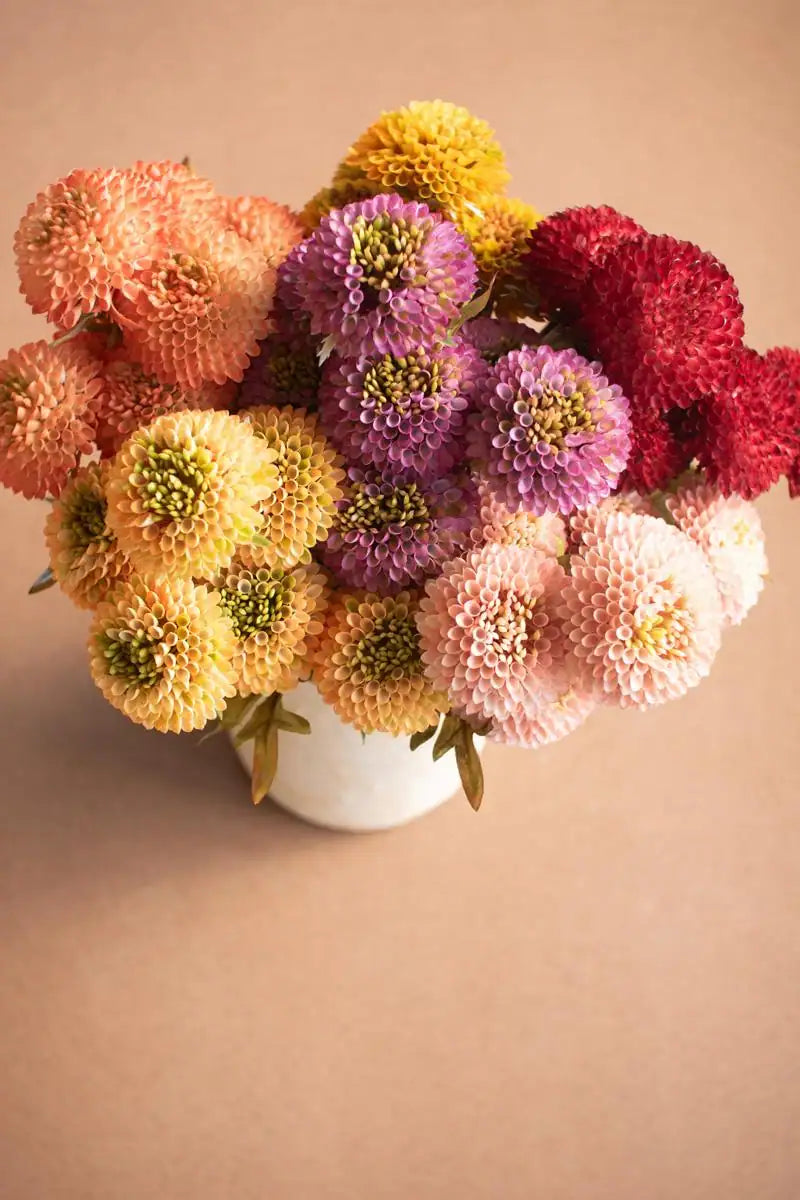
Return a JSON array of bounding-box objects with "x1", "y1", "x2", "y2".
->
[
  {"x1": 294, "y1": 193, "x2": 477, "y2": 359},
  {"x1": 241, "y1": 405, "x2": 344, "y2": 568},
  {"x1": 621, "y1": 401, "x2": 698, "y2": 493},
  {"x1": 313, "y1": 589, "x2": 447, "y2": 735},
  {"x1": 217, "y1": 195, "x2": 305, "y2": 266},
  {"x1": 105, "y1": 409, "x2": 279, "y2": 578},
  {"x1": 559, "y1": 511, "x2": 723, "y2": 708},
  {"x1": 301, "y1": 166, "x2": 380, "y2": 230},
  {"x1": 44, "y1": 463, "x2": 130, "y2": 610},
  {"x1": 318, "y1": 338, "x2": 482, "y2": 482},
  {"x1": 88, "y1": 575, "x2": 237, "y2": 733},
  {"x1": 665, "y1": 478, "x2": 768, "y2": 626},
  {"x1": 524, "y1": 204, "x2": 644, "y2": 317},
  {"x1": 238, "y1": 317, "x2": 321, "y2": 411},
  {"x1": 214, "y1": 559, "x2": 328, "y2": 696},
  {"x1": 116, "y1": 225, "x2": 274, "y2": 389},
  {"x1": 477, "y1": 486, "x2": 567, "y2": 555},
  {"x1": 0, "y1": 340, "x2": 101, "y2": 499},
  {"x1": 461, "y1": 316, "x2": 538, "y2": 363},
  {"x1": 488, "y1": 663, "x2": 595, "y2": 748},
  {"x1": 417, "y1": 542, "x2": 567, "y2": 724},
  {"x1": 14, "y1": 168, "x2": 164, "y2": 329},
  {"x1": 322, "y1": 469, "x2": 475, "y2": 593},
  {"x1": 341, "y1": 100, "x2": 510, "y2": 223},
  {"x1": 131, "y1": 159, "x2": 217, "y2": 223},
  {"x1": 462, "y1": 196, "x2": 542, "y2": 311},
  {"x1": 568, "y1": 490, "x2": 655, "y2": 550},
  {"x1": 469, "y1": 345, "x2": 631, "y2": 516}
]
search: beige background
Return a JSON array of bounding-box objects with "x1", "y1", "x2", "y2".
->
[{"x1": 1, "y1": 1, "x2": 799, "y2": 1197}]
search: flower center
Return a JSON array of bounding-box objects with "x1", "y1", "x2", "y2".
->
[
  {"x1": 629, "y1": 595, "x2": 689, "y2": 657},
  {"x1": 484, "y1": 589, "x2": 542, "y2": 662},
  {"x1": 267, "y1": 347, "x2": 320, "y2": 400},
  {"x1": 352, "y1": 613, "x2": 423, "y2": 682},
  {"x1": 68, "y1": 489, "x2": 108, "y2": 549},
  {"x1": 100, "y1": 629, "x2": 163, "y2": 686},
  {"x1": 512, "y1": 377, "x2": 595, "y2": 452},
  {"x1": 349, "y1": 214, "x2": 428, "y2": 292},
  {"x1": 218, "y1": 568, "x2": 294, "y2": 640},
  {"x1": 158, "y1": 254, "x2": 219, "y2": 302},
  {"x1": 362, "y1": 352, "x2": 442, "y2": 414},
  {"x1": 337, "y1": 482, "x2": 431, "y2": 533},
  {"x1": 135, "y1": 441, "x2": 213, "y2": 520}
]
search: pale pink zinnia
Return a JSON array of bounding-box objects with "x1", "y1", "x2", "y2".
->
[
  {"x1": 417, "y1": 542, "x2": 567, "y2": 724},
  {"x1": 477, "y1": 486, "x2": 567, "y2": 556},
  {"x1": 560, "y1": 511, "x2": 723, "y2": 709},
  {"x1": 488, "y1": 662, "x2": 595, "y2": 748},
  {"x1": 568, "y1": 490, "x2": 655, "y2": 552},
  {"x1": 665, "y1": 479, "x2": 768, "y2": 627}
]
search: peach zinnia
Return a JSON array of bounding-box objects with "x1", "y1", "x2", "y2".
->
[
  {"x1": 217, "y1": 195, "x2": 305, "y2": 266},
  {"x1": 45, "y1": 463, "x2": 129, "y2": 610}
]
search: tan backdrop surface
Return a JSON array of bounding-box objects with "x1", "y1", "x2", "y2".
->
[{"x1": 1, "y1": 2, "x2": 799, "y2": 1197}]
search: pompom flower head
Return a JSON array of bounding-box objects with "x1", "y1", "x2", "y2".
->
[
  {"x1": 89, "y1": 576, "x2": 237, "y2": 733},
  {"x1": 488, "y1": 663, "x2": 595, "y2": 749},
  {"x1": 313, "y1": 589, "x2": 446, "y2": 735},
  {"x1": 242, "y1": 405, "x2": 344, "y2": 568},
  {"x1": 44, "y1": 463, "x2": 130, "y2": 610},
  {"x1": 14, "y1": 168, "x2": 164, "y2": 329},
  {"x1": 665, "y1": 478, "x2": 768, "y2": 627},
  {"x1": 462, "y1": 196, "x2": 542, "y2": 312},
  {"x1": 417, "y1": 542, "x2": 567, "y2": 726},
  {"x1": 341, "y1": 100, "x2": 510, "y2": 223},
  {"x1": 214, "y1": 559, "x2": 327, "y2": 696},
  {"x1": 477, "y1": 486, "x2": 567, "y2": 556},
  {"x1": 0, "y1": 340, "x2": 101, "y2": 499},
  {"x1": 131, "y1": 159, "x2": 217, "y2": 223},
  {"x1": 322, "y1": 470, "x2": 475, "y2": 594},
  {"x1": 105, "y1": 409, "x2": 278, "y2": 578},
  {"x1": 217, "y1": 195, "x2": 305, "y2": 265},
  {"x1": 116, "y1": 226, "x2": 274, "y2": 389},
  {"x1": 294, "y1": 193, "x2": 477, "y2": 359},
  {"x1": 560, "y1": 511, "x2": 723, "y2": 709},
  {"x1": 238, "y1": 317, "x2": 321, "y2": 411},
  {"x1": 319, "y1": 338, "x2": 482, "y2": 482},
  {"x1": 470, "y1": 345, "x2": 631, "y2": 516}
]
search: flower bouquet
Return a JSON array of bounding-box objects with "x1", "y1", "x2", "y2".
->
[{"x1": 4, "y1": 101, "x2": 797, "y2": 825}]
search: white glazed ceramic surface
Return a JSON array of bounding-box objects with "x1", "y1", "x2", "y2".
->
[{"x1": 232, "y1": 683, "x2": 484, "y2": 832}]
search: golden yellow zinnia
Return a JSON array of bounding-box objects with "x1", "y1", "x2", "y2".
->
[
  {"x1": 44, "y1": 463, "x2": 130, "y2": 610},
  {"x1": 462, "y1": 196, "x2": 542, "y2": 312}
]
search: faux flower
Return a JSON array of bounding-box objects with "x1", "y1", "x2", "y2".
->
[
  {"x1": 44, "y1": 463, "x2": 130, "y2": 610},
  {"x1": 488, "y1": 663, "x2": 595, "y2": 749},
  {"x1": 322, "y1": 469, "x2": 475, "y2": 593},
  {"x1": 217, "y1": 195, "x2": 305, "y2": 265},
  {"x1": 417, "y1": 542, "x2": 567, "y2": 724},
  {"x1": 88, "y1": 575, "x2": 237, "y2": 733},
  {"x1": 0, "y1": 340, "x2": 101, "y2": 499},
  {"x1": 665, "y1": 478, "x2": 768, "y2": 626},
  {"x1": 214, "y1": 559, "x2": 328, "y2": 695},
  {"x1": 318, "y1": 338, "x2": 482, "y2": 482},
  {"x1": 105, "y1": 409, "x2": 278, "y2": 578},
  {"x1": 559, "y1": 511, "x2": 722, "y2": 708},
  {"x1": 294, "y1": 193, "x2": 477, "y2": 359},
  {"x1": 582, "y1": 234, "x2": 745, "y2": 409},
  {"x1": 524, "y1": 205, "x2": 644, "y2": 316},
  {"x1": 94, "y1": 354, "x2": 232, "y2": 457},
  {"x1": 477, "y1": 485, "x2": 567, "y2": 556},
  {"x1": 313, "y1": 589, "x2": 446, "y2": 735},
  {"x1": 241, "y1": 405, "x2": 344, "y2": 568},
  {"x1": 116, "y1": 226, "x2": 274, "y2": 389},
  {"x1": 14, "y1": 168, "x2": 164, "y2": 329},
  {"x1": 469, "y1": 345, "x2": 631, "y2": 516},
  {"x1": 462, "y1": 196, "x2": 542, "y2": 306},
  {"x1": 340, "y1": 100, "x2": 510, "y2": 222},
  {"x1": 275, "y1": 240, "x2": 311, "y2": 315},
  {"x1": 238, "y1": 319, "x2": 321, "y2": 411},
  {"x1": 461, "y1": 316, "x2": 538, "y2": 363}
]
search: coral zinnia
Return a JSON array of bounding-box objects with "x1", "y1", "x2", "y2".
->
[
  {"x1": 313, "y1": 589, "x2": 447, "y2": 735},
  {"x1": 469, "y1": 345, "x2": 630, "y2": 516},
  {"x1": 318, "y1": 338, "x2": 482, "y2": 482},
  {"x1": 116, "y1": 226, "x2": 274, "y2": 389},
  {"x1": 44, "y1": 463, "x2": 130, "y2": 610},
  {"x1": 105, "y1": 409, "x2": 278, "y2": 578},
  {"x1": 341, "y1": 100, "x2": 510, "y2": 223},
  {"x1": 417, "y1": 542, "x2": 567, "y2": 725},
  {"x1": 559, "y1": 511, "x2": 722, "y2": 708},
  {"x1": 241, "y1": 405, "x2": 344, "y2": 569},
  {"x1": 14, "y1": 168, "x2": 164, "y2": 329},
  {"x1": 217, "y1": 195, "x2": 305, "y2": 266},
  {"x1": 215, "y1": 559, "x2": 328, "y2": 696},
  {"x1": 294, "y1": 193, "x2": 477, "y2": 359},
  {"x1": 131, "y1": 159, "x2": 217, "y2": 223},
  {"x1": 0, "y1": 340, "x2": 101, "y2": 499},
  {"x1": 488, "y1": 663, "x2": 595, "y2": 749},
  {"x1": 89, "y1": 575, "x2": 237, "y2": 733},
  {"x1": 665, "y1": 479, "x2": 768, "y2": 627},
  {"x1": 322, "y1": 469, "x2": 475, "y2": 593}
]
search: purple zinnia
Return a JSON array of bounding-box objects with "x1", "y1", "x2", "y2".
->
[
  {"x1": 318, "y1": 338, "x2": 484, "y2": 483},
  {"x1": 461, "y1": 316, "x2": 539, "y2": 364},
  {"x1": 239, "y1": 312, "x2": 320, "y2": 411},
  {"x1": 469, "y1": 345, "x2": 631, "y2": 516},
  {"x1": 275, "y1": 239, "x2": 310, "y2": 315},
  {"x1": 321, "y1": 468, "x2": 476, "y2": 594},
  {"x1": 294, "y1": 193, "x2": 477, "y2": 359}
]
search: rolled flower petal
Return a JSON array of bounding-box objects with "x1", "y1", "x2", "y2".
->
[
  {"x1": 105, "y1": 409, "x2": 279, "y2": 579},
  {"x1": 469, "y1": 345, "x2": 630, "y2": 516},
  {"x1": 462, "y1": 195, "x2": 542, "y2": 307},
  {"x1": 44, "y1": 463, "x2": 130, "y2": 610},
  {"x1": 216, "y1": 195, "x2": 305, "y2": 266},
  {"x1": 238, "y1": 314, "x2": 321, "y2": 411},
  {"x1": 476, "y1": 485, "x2": 567, "y2": 556},
  {"x1": 313, "y1": 589, "x2": 447, "y2": 736},
  {"x1": 461, "y1": 316, "x2": 539, "y2": 364},
  {"x1": 665, "y1": 478, "x2": 768, "y2": 627},
  {"x1": 294, "y1": 193, "x2": 477, "y2": 359},
  {"x1": 559, "y1": 511, "x2": 723, "y2": 709},
  {"x1": 88, "y1": 575, "x2": 237, "y2": 733},
  {"x1": 417, "y1": 542, "x2": 568, "y2": 725},
  {"x1": 0, "y1": 340, "x2": 101, "y2": 499},
  {"x1": 488, "y1": 663, "x2": 595, "y2": 749}
]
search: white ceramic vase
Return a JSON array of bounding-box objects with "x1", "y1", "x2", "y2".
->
[{"x1": 232, "y1": 682, "x2": 484, "y2": 832}]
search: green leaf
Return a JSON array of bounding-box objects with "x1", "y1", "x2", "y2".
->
[
  {"x1": 410, "y1": 722, "x2": 439, "y2": 752},
  {"x1": 251, "y1": 721, "x2": 279, "y2": 805},
  {"x1": 316, "y1": 334, "x2": 338, "y2": 365},
  {"x1": 448, "y1": 283, "x2": 494, "y2": 338},
  {"x1": 28, "y1": 567, "x2": 56, "y2": 595},
  {"x1": 234, "y1": 693, "x2": 279, "y2": 747},
  {"x1": 249, "y1": 533, "x2": 275, "y2": 549},
  {"x1": 432, "y1": 713, "x2": 462, "y2": 762},
  {"x1": 455, "y1": 728, "x2": 484, "y2": 812},
  {"x1": 273, "y1": 701, "x2": 311, "y2": 736}
]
